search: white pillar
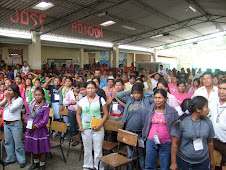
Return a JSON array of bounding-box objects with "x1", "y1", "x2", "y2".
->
[
  {"x1": 113, "y1": 43, "x2": 119, "y2": 72},
  {"x1": 80, "y1": 48, "x2": 84, "y2": 69},
  {"x1": 28, "y1": 32, "x2": 41, "y2": 71},
  {"x1": 153, "y1": 48, "x2": 157, "y2": 62},
  {"x1": 133, "y1": 53, "x2": 136, "y2": 66},
  {"x1": 109, "y1": 51, "x2": 113, "y2": 68}
]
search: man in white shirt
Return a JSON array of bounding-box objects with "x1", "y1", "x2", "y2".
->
[
  {"x1": 158, "y1": 65, "x2": 167, "y2": 75},
  {"x1": 193, "y1": 72, "x2": 218, "y2": 106},
  {"x1": 189, "y1": 69, "x2": 199, "y2": 82},
  {"x1": 21, "y1": 61, "x2": 30, "y2": 75},
  {"x1": 209, "y1": 80, "x2": 226, "y2": 166}
]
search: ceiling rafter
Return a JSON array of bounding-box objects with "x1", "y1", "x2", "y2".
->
[
  {"x1": 130, "y1": 0, "x2": 203, "y2": 36},
  {"x1": 114, "y1": 15, "x2": 225, "y2": 44},
  {"x1": 186, "y1": 0, "x2": 224, "y2": 31}
]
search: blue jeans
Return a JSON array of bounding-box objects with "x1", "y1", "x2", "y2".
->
[
  {"x1": 127, "y1": 133, "x2": 145, "y2": 170},
  {"x1": 51, "y1": 102, "x2": 60, "y2": 119},
  {"x1": 4, "y1": 121, "x2": 26, "y2": 164},
  {"x1": 177, "y1": 157, "x2": 210, "y2": 170},
  {"x1": 145, "y1": 139, "x2": 171, "y2": 170},
  {"x1": 68, "y1": 110, "x2": 79, "y2": 137}
]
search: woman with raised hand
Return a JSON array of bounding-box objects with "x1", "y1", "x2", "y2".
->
[
  {"x1": 170, "y1": 97, "x2": 215, "y2": 170},
  {"x1": 0, "y1": 84, "x2": 26, "y2": 168},
  {"x1": 116, "y1": 83, "x2": 154, "y2": 170}
]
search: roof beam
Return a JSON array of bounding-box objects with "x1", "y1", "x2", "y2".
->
[
  {"x1": 113, "y1": 15, "x2": 224, "y2": 44},
  {"x1": 130, "y1": 0, "x2": 203, "y2": 36},
  {"x1": 186, "y1": 0, "x2": 224, "y2": 31}
]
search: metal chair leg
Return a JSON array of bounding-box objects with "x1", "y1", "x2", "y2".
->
[
  {"x1": 60, "y1": 146, "x2": 66, "y2": 163},
  {"x1": 79, "y1": 143, "x2": 83, "y2": 161},
  {"x1": 67, "y1": 139, "x2": 71, "y2": 156}
]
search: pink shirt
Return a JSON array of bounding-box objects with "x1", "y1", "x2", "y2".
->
[
  {"x1": 148, "y1": 112, "x2": 172, "y2": 143},
  {"x1": 167, "y1": 92, "x2": 179, "y2": 108},
  {"x1": 103, "y1": 86, "x2": 116, "y2": 99},
  {"x1": 168, "y1": 83, "x2": 178, "y2": 94},
  {"x1": 172, "y1": 91, "x2": 191, "y2": 105}
]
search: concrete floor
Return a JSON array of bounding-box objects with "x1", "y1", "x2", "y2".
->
[{"x1": 1, "y1": 138, "x2": 128, "y2": 170}]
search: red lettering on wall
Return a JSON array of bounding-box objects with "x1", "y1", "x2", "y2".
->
[
  {"x1": 10, "y1": 10, "x2": 19, "y2": 23},
  {"x1": 30, "y1": 13, "x2": 38, "y2": 30},
  {"x1": 71, "y1": 22, "x2": 103, "y2": 38},
  {"x1": 21, "y1": 11, "x2": 29, "y2": 25},
  {"x1": 10, "y1": 10, "x2": 46, "y2": 31},
  {"x1": 39, "y1": 14, "x2": 46, "y2": 31},
  {"x1": 78, "y1": 23, "x2": 83, "y2": 34}
]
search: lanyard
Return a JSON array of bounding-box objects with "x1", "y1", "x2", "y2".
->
[
  {"x1": 191, "y1": 118, "x2": 201, "y2": 138},
  {"x1": 216, "y1": 103, "x2": 226, "y2": 123},
  {"x1": 155, "y1": 110, "x2": 163, "y2": 133}
]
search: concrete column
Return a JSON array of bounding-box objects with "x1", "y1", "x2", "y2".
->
[
  {"x1": 28, "y1": 32, "x2": 41, "y2": 71},
  {"x1": 112, "y1": 43, "x2": 119, "y2": 72},
  {"x1": 153, "y1": 48, "x2": 157, "y2": 62},
  {"x1": 133, "y1": 53, "x2": 136, "y2": 67},
  {"x1": 79, "y1": 48, "x2": 84, "y2": 69},
  {"x1": 109, "y1": 51, "x2": 113, "y2": 68}
]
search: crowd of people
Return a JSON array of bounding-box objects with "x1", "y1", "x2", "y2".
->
[{"x1": 0, "y1": 60, "x2": 225, "y2": 170}]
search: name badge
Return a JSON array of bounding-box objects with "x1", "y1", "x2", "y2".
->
[
  {"x1": 153, "y1": 133, "x2": 161, "y2": 144},
  {"x1": 112, "y1": 103, "x2": 118, "y2": 111},
  {"x1": 193, "y1": 138, "x2": 203, "y2": 151},
  {"x1": 84, "y1": 114, "x2": 91, "y2": 123},
  {"x1": 138, "y1": 137, "x2": 145, "y2": 148},
  {"x1": 26, "y1": 119, "x2": 33, "y2": 129},
  {"x1": 54, "y1": 94, "x2": 60, "y2": 100}
]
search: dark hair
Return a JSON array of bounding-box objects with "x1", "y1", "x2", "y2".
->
[
  {"x1": 136, "y1": 78, "x2": 144, "y2": 84},
  {"x1": 15, "y1": 75, "x2": 22, "y2": 80},
  {"x1": 95, "y1": 69, "x2": 101, "y2": 72},
  {"x1": 131, "y1": 83, "x2": 144, "y2": 94},
  {"x1": 55, "y1": 77, "x2": 62, "y2": 82},
  {"x1": 87, "y1": 81, "x2": 97, "y2": 88},
  {"x1": 157, "y1": 79, "x2": 169, "y2": 89},
  {"x1": 177, "y1": 80, "x2": 186, "y2": 87},
  {"x1": 193, "y1": 78, "x2": 200, "y2": 86},
  {"x1": 34, "y1": 87, "x2": 45, "y2": 98},
  {"x1": 25, "y1": 78, "x2": 33, "y2": 87},
  {"x1": 219, "y1": 79, "x2": 226, "y2": 86},
  {"x1": 34, "y1": 79, "x2": 41, "y2": 84},
  {"x1": 203, "y1": 72, "x2": 213, "y2": 78},
  {"x1": 172, "y1": 96, "x2": 208, "y2": 129},
  {"x1": 66, "y1": 76, "x2": 73, "y2": 82},
  {"x1": 92, "y1": 76, "x2": 100, "y2": 84},
  {"x1": 130, "y1": 75, "x2": 137, "y2": 80},
  {"x1": 73, "y1": 81, "x2": 81, "y2": 88},
  {"x1": 8, "y1": 84, "x2": 21, "y2": 98},
  {"x1": 80, "y1": 82, "x2": 87, "y2": 88},
  {"x1": 115, "y1": 79, "x2": 124, "y2": 85},
  {"x1": 154, "y1": 88, "x2": 167, "y2": 98}
]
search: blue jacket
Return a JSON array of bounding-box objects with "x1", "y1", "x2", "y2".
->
[
  {"x1": 99, "y1": 78, "x2": 107, "y2": 89},
  {"x1": 116, "y1": 90, "x2": 154, "y2": 125},
  {"x1": 142, "y1": 102, "x2": 179, "y2": 141}
]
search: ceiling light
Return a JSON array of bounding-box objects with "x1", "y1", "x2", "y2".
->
[
  {"x1": 0, "y1": 28, "x2": 31, "y2": 39},
  {"x1": 151, "y1": 34, "x2": 163, "y2": 39},
  {"x1": 121, "y1": 25, "x2": 136, "y2": 31},
  {"x1": 188, "y1": 4, "x2": 196, "y2": 12},
  {"x1": 100, "y1": 20, "x2": 116, "y2": 27},
  {"x1": 119, "y1": 44, "x2": 153, "y2": 53},
  {"x1": 41, "y1": 34, "x2": 113, "y2": 48},
  {"x1": 33, "y1": 2, "x2": 54, "y2": 11}
]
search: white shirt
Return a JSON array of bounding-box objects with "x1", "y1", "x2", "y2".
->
[
  {"x1": 192, "y1": 86, "x2": 218, "y2": 105},
  {"x1": 22, "y1": 66, "x2": 30, "y2": 75},
  {"x1": 151, "y1": 78, "x2": 158, "y2": 90},
  {"x1": 209, "y1": 98, "x2": 226, "y2": 143},
  {"x1": 3, "y1": 97, "x2": 24, "y2": 121},
  {"x1": 158, "y1": 69, "x2": 167, "y2": 75},
  {"x1": 189, "y1": 74, "x2": 199, "y2": 82}
]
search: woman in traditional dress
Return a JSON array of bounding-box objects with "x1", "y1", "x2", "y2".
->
[{"x1": 25, "y1": 87, "x2": 50, "y2": 170}]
